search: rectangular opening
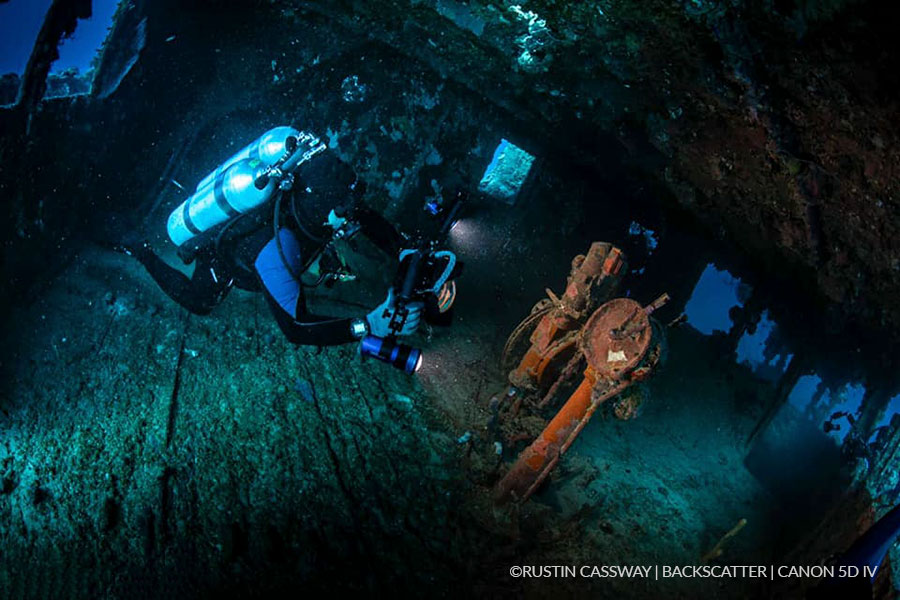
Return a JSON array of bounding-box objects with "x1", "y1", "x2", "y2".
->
[{"x1": 478, "y1": 138, "x2": 536, "y2": 205}]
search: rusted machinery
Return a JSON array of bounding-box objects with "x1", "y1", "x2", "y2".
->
[
  {"x1": 501, "y1": 242, "x2": 627, "y2": 394},
  {"x1": 494, "y1": 242, "x2": 668, "y2": 504}
]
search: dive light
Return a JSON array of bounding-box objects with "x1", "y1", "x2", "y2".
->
[{"x1": 360, "y1": 335, "x2": 423, "y2": 374}]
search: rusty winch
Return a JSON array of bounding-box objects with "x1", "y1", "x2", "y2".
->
[
  {"x1": 494, "y1": 242, "x2": 668, "y2": 504},
  {"x1": 502, "y1": 242, "x2": 626, "y2": 392}
]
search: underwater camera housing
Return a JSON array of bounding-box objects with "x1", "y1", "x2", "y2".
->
[
  {"x1": 392, "y1": 193, "x2": 466, "y2": 328},
  {"x1": 359, "y1": 248, "x2": 461, "y2": 374},
  {"x1": 360, "y1": 192, "x2": 466, "y2": 373}
]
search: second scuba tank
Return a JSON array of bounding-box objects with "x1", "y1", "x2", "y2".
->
[
  {"x1": 195, "y1": 126, "x2": 300, "y2": 192},
  {"x1": 167, "y1": 126, "x2": 302, "y2": 247}
]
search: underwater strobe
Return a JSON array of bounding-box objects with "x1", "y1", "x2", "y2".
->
[{"x1": 360, "y1": 335, "x2": 423, "y2": 374}]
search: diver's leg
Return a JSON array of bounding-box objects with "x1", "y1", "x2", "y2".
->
[
  {"x1": 131, "y1": 246, "x2": 231, "y2": 315},
  {"x1": 86, "y1": 212, "x2": 231, "y2": 314}
]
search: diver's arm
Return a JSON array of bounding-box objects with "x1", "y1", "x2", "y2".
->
[
  {"x1": 254, "y1": 228, "x2": 367, "y2": 346},
  {"x1": 349, "y1": 204, "x2": 403, "y2": 257},
  {"x1": 262, "y1": 289, "x2": 364, "y2": 346}
]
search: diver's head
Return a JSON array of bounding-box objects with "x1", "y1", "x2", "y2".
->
[{"x1": 292, "y1": 152, "x2": 365, "y2": 226}]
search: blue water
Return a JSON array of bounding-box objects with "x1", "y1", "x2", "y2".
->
[
  {"x1": 483, "y1": 139, "x2": 509, "y2": 179},
  {"x1": 683, "y1": 265, "x2": 875, "y2": 445},
  {"x1": 684, "y1": 263, "x2": 744, "y2": 334},
  {"x1": 55, "y1": 0, "x2": 121, "y2": 73},
  {"x1": 0, "y1": 0, "x2": 53, "y2": 75},
  {"x1": 735, "y1": 311, "x2": 793, "y2": 381},
  {"x1": 787, "y1": 375, "x2": 866, "y2": 443},
  {"x1": 478, "y1": 138, "x2": 535, "y2": 203},
  {"x1": 871, "y1": 394, "x2": 900, "y2": 443},
  {"x1": 0, "y1": 0, "x2": 120, "y2": 75}
]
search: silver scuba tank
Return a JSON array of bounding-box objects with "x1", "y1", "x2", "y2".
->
[
  {"x1": 167, "y1": 126, "x2": 311, "y2": 247},
  {"x1": 194, "y1": 126, "x2": 299, "y2": 193}
]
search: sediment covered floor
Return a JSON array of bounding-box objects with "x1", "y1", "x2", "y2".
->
[{"x1": 0, "y1": 228, "x2": 829, "y2": 598}]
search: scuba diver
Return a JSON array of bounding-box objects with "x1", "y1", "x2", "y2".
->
[{"x1": 109, "y1": 127, "x2": 459, "y2": 372}]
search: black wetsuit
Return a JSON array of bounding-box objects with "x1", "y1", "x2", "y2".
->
[{"x1": 132, "y1": 154, "x2": 401, "y2": 346}]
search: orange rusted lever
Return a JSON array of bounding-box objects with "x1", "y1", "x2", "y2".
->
[
  {"x1": 497, "y1": 296, "x2": 657, "y2": 505},
  {"x1": 495, "y1": 368, "x2": 597, "y2": 504},
  {"x1": 645, "y1": 293, "x2": 670, "y2": 315},
  {"x1": 494, "y1": 369, "x2": 631, "y2": 504},
  {"x1": 611, "y1": 294, "x2": 669, "y2": 341}
]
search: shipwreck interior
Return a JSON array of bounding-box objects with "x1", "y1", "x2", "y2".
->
[{"x1": 1, "y1": 0, "x2": 899, "y2": 598}]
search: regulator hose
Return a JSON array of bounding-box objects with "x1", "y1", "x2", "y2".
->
[
  {"x1": 273, "y1": 192, "x2": 329, "y2": 289},
  {"x1": 289, "y1": 189, "x2": 326, "y2": 245}
]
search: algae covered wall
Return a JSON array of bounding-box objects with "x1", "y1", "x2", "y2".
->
[{"x1": 279, "y1": 0, "x2": 900, "y2": 348}]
